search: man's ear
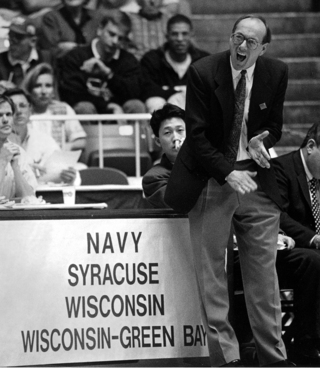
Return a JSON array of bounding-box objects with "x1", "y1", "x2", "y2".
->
[
  {"x1": 29, "y1": 35, "x2": 37, "y2": 47},
  {"x1": 307, "y1": 139, "x2": 317, "y2": 153},
  {"x1": 259, "y1": 43, "x2": 268, "y2": 56},
  {"x1": 154, "y1": 136, "x2": 162, "y2": 148}
]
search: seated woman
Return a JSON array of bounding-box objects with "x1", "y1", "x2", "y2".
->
[
  {"x1": 22, "y1": 62, "x2": 87, "y2": 152},
  {"x1": 0, "y1": 94, "x2": 38, "y2": 201}
]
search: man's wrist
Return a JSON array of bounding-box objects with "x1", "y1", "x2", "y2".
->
[
  {"x1": 311, "y1": 235, "x2": 320, "y2": 249},
  {"x1": 225, "y1": 170, "x2": 235, "y2": 182}
]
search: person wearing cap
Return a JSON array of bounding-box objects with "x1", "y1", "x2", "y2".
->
[{"x1": 0, "y1": 15, "x2": 53, "y2": 88}]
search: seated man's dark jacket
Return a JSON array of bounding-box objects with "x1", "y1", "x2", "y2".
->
[
  {"x1": 142, "y1": 154, "x2": 173, "y2": 208},
  {"x1": 0, "y1": 49, "x2": 53, "y2": 87},
  {"x1": 57, "y1": 44, "x2": 143, "y2": 113},
  {"x1": 140, "y1": 42, "x2": 209, "y2": 101},
  {"x1": 272, "y1": 149, "x2": 316, "y2": 246}
]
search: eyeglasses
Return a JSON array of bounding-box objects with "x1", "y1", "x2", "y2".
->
[{"x1": 231, "y1": 33, "x2": 262, "y2": 50}]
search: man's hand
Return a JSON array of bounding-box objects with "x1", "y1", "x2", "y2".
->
[
  {"x1": 225, "y1": 170, "x2": 257, "y2": 195},
  {"x1": 278, "y1": 234, "x2": 295, "y2": 250},
  {"x1": 0, "y1": 142, "x2": 20, "y2": 165},
  {"x1": 58, "y1": 41, "x2": 77, "y2": 53},
  {"x1": 81, "y1": 58, "x2": 113, "y2": 78},
  {"x1": 312, "y1": 235, "x2": 320, "y2": 250},
  {"x1": 0, "y1": 195, "x2": 8, "y2": 205},
  {"x1": 60, "y1": 167, "x2": 76, "y2": 184},
  {"x1": 248, "y1": 131, "x2": 271, "y2": 169}
]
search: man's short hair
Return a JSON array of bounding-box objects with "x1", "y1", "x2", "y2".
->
[
  {"x1": 99, "y1": 10, "x2": 132, "y2": 34},
  {"x1": 301, "y1": 122, "x2": 320, "y2": 148},
  {"x1": 167, "y1": 14, "x2": 193, "y2": 33},
  {"x1": 0, "y1": 94, "x2": 16, "y2": 115},
  {"x1": 150, "y1": 103, "x2": 185, "y2": 137},
  {"x1": 232, "y1": 14, "x2": 271, "y2": 44},
  {"x1": 3, "y1": 88, "x2": 32, "y2": 104}
]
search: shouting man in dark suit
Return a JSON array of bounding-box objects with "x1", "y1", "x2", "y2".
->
[
  {"x1": 165, "y1": 15, "x2": 292, "y2": 367},
  {"x1": 272, "y1": 122, "x2": 320, "y2": 364}
]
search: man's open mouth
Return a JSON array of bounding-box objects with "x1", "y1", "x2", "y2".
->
[{"x1": 237, "y1": 52, "x2": 246, "y2": 62}]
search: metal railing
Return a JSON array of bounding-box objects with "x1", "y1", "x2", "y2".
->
[{"x1": 30, "y1": 113, "x2": 152, "y2": 178}]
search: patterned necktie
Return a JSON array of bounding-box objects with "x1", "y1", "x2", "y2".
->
[
  {"x1": 225, "y1": 70, "x2": 247, "y2": 165},
  {"x1": 309, "y1": 178, "x2": 320, "y2": 234}
]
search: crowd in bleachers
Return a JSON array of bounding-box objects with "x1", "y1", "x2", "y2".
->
[{"x1": 0, "y1": 0, "x2": 201, "y2": 180}]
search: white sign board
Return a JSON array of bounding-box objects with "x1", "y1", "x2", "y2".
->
[{"x1": 0, "y1": 218, "x2": 208, "y2": 366}]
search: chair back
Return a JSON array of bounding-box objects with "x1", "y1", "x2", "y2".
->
[{"x1": 80, "y1": 167, "x2": 129, "y2": 185}]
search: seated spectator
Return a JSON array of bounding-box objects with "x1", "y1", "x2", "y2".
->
[
  {"x1": 142, "y1": 103, "x2": 185, "y2": 207},
  {"x1": 22, "y1": 62, "x2": 87, "y2": 151},
  {"x1": 0, "y1": 94, "x2": 37, "y2": 199},
  {"x1": 0, "y1": 15, "x2": 53, "y2": 87},
  {"x1": 0, "y1": 0, "x2": 61, "y2": 22},
  {"x1": 141, "y1": 13, "x2": 209, "y2": 112},
  {"x1": 96, "y1": 0, "x2": 190, "y2": 16},
  {"x1": 38, "y1": 0, "x2": 101, "y2": 58},
  {"x1": 4, "y1": 88, "x2": 78, "y2": 184},
  {"x1": 124, "y1": 0, "x2": 187, "y2": 60},
  {"x1": 57, "y1": 10, "x2": 145, "y2": 116}
]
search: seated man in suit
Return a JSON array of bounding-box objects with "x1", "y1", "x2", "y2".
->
[
  {"x1": 142, "y1": 103, "x2": 185, "y2": 207},
  {"x1": 270, "y1": 121, "x2": 320, "y2": 364}
]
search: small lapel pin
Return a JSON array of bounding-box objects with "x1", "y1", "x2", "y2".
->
[{"x1": 259, "y1": 103, "x2": 267, "y2": 110}]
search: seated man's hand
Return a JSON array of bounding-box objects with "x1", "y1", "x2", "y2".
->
[
  {"x1": 0, "y1": 195, "x2": 8, "y2": 205},
  {"x1": 225, "y1": 170, "x2": 257, "y2": 195},
  {"x1": 31, "y1": 163, "x2": 46, "y2": 178},
  {"x1": 58, "y1": 41, "x2": 78, "y2": 53},
  {"x1": 60, "y1": 167, "x2": 76, "y2": 184},
  {"x1": 248, "y1": 131, "x2": 271, "y2": 169},
  {"x1": 81, "y1": 57, "x2": 113, "y2": 78},
  {"x1": 0, "y1": 142, "x2": 20, "y2": 164},
  {"x1": 278, "y1": 233, "x2": 295, "y2": 250},
  {"x1": 0, "y1": 142, "x2": 20, "y2": 165},
  {"x1": 312, "y1": 235, "x2": 320, "y2": 250},
  {"x1": 174, "y1": 137, "x2": 185, "y2": 151}
]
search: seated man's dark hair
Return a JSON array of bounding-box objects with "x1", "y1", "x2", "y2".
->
[
  {"x1": 300, "y1": 121, "x2": 320, "y2": 148},
  {"x1": 99, "y1": 9, "x2": 132, "y2": 33},
  {"x1": 0, "y1": 94, "x2": 16, "y2": 115},
  {"x1": 3, "y1": 88, "x2": 32, "y2": 104},
  {"x1": 150, "y1": 103, "x2": 185, "y2": 137},
  {"x1": 167, "y1": 13, "x2": 193, "y2": 33}
]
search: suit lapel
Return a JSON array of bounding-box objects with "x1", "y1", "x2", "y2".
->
[
  {"x1": 248, "y1": 58, "x2": 273, "y2": 137},
  {"x1": 293, "y1": 150, "x2": 312, "y2": 208},
  {"x1": 214, "y1": 52, "x2": 235, "y2": 136}
]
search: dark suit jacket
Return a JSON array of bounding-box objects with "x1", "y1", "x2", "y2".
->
[
  {"x1": 142, "y1": 154, "x2": 173, "y2": 208},
  {"x1": 272, "y1": 150, "x2": 316, "y2": 247},
  {"x1": 165, "y1": 50, "x2": 288, "y2": 212}
]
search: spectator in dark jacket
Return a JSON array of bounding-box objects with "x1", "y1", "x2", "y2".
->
[
  {"x1": 38, "y1": 0, "x2": 101, "y2": 58},
  {"x1": 57, "y1": 10, "x2": 145, "y2": 115},
  {"x1": 141, "y1": 13, "x2": 209, "y2": 112},
  {"x1": 0, "y1": 15, "x2": 53, "y2": 88}
]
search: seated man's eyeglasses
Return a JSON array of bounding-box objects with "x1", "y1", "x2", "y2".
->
[{"x1": 231, "y1": 33, "x2": 262, "y2": 50}]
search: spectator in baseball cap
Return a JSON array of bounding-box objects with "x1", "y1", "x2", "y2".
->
[{"x1": 0, "y1": 15, "x2": 54, "y2": 89}]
